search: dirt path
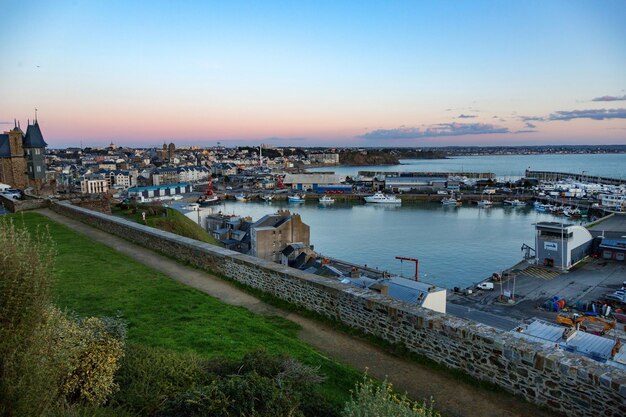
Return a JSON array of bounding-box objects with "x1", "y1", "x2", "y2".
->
[{"x1": 38, "y1": 209, "x2": 552, "y2": 417}]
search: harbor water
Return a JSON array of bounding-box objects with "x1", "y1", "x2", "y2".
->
[
  {"x1": 309, "y1": 153, "x2": 626, "y2": 180},
  {"x1": 197, "y1": 200, "x2": 566, "y2": 289}
]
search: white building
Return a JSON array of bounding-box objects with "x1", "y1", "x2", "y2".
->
[
  {"x1": 534, "y1": 222, "x2": 594, "y2": 270},
  {"x1": 80, "y1": 175, "x2": 109, "y2": 194},
  {"x1": 309, "y1": 153, "x2": 340, "y2": 164},
  {"x1": 600, "y1": 194, "x2": 626, "y2": 212}
]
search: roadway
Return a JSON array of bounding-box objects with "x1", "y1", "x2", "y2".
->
[{"x1": 447, "y1": 302, "x2": 521, "y2": 331}]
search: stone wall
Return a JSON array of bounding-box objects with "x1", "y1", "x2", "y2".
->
[
  {"x1": 49, "y1": 200, "x2": 626, "y2": 417},
  {"x1": 0, "y1": 194, "x2": 48, "y2": 212}
]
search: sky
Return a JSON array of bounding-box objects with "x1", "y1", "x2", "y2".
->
[{"x1": 1, "y1": 0, "x2": 625, "y2": 148}]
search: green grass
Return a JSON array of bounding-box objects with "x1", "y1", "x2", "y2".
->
[
  {"x1": 9, "y1": 212, "x2": 360, "y2": 407},
  {"x1": 112, "y1": 205, "x2": 220, "y2": 245}
]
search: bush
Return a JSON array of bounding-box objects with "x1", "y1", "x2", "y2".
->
[
  {"x1": 0, "y1": 219, "x2": 59, "y2": 417},
  {"x1": 57, "y1": 314, "x2": 127, "y2": 405},
  {"x1": 342, "y1": 375, "x2": 440, "y2": 417},
  {"x1": 157, "y1": 349, "x2": 331, "y2": 417},
  {"x1": 0, "y1": 219, "x2": 126, "y2": 416},
  {"x1": 111, "y1": 344, "x2": 211, "y2": 415}
]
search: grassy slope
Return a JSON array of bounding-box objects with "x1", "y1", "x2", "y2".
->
[
  {"x1": 10, "y1": 212, "x2": 359, "y2": 406},
  {"x1": 112, "y1": 206, "x2": 220, "y2": 245}
]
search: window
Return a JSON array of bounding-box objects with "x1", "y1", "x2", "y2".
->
[
  {"x1": 29, "y1": 166, "x2": 33, "y2": 172},
  {"x1": 36, "y1": 166, "x2": 41, "y2": 172}
]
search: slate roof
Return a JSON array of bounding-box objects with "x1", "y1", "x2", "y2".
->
[
  {"x1": 0, "y1": 134, "x2": 9, "y2": 157},
  {"x1": 24, "y1": 121, "x2": 48, "y2": 148}
]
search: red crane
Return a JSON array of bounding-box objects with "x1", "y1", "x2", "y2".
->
[
  {"x1": 276, "y1": 175, "x2": 286, "y2": 189},
  {"x1": 395, "y1": 256, "x2": 419, "y2": 281},
  {"x1": 205, "y1": 177, "x2": 214, "y2": 196}
]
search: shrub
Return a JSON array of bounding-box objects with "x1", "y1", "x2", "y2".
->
[
  {"x1": 158, "y1": 349, "x2": 330, "y2": 417},
  {"x1": 0, "y1": 219, "x2": 127, "y2": 416},
  {"x1": 111, "y1": 344, "x2": 211, "y2": 415},
  {"x1": 0, "y1": 219, "x2": 59, "y2": 417},
  {"x1": 342, "y1": 375, "x2": 440, "y2": 417},
  {"x1": 57, "y1": 314, "x2": 127, "y2": 405}
]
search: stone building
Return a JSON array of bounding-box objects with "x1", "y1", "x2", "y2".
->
[
  {"x1": 250, "y1": 210, "x2": 311, "y2": 263},
  {"x1": 0, "y1": 120, "x2": 47, "y2": 191}
]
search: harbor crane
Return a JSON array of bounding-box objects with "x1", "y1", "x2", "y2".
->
[{"x1": 395, "y1": 256, "x2": 419, "y2": 281}]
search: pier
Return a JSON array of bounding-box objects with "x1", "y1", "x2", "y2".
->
[
  {"x1": 358, "y1": 171, "x2": 496, "y2": 179},
  {"x1": 525, "y1": 170, "x2": 626, "y2": 186}
]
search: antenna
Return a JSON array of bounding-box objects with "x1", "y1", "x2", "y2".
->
[{"x1": 35, "y1": 108, "x2": 38, "y2": 122}]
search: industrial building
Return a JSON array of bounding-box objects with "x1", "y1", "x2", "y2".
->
[
  {"x1": 282, "y1": 173, "x2": 347, "y2": 191},
  {"x1": 599, "y1": 239, "x2": 626, "y2": 262},
  {"x1": 534, "y1": 222, "x2": 594, "y2": 270},
  {"x1": 384, "y1": 176, "x2": 447, "y2": 193},
  {"x1": 128, "y1": 183, "x2": 193, "y2": 199}
]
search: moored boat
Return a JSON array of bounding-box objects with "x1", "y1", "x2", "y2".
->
[
  {"x1": 364, "y1": 192, "x2": 401, "y2": 204},
  {"x1": 235, "y1": 193, "x2": 248, "y2": 202},
  {"x1": 477, "y1": 199, "x2": 493, "y2": 207},
  {"x1": 288, "y1": 193, "x2": 305, "y2": 203},
  {"x1": 503, "y1": 199, "x2": 527, "y2": 207},
  {"x1": 319, "y1": 195, "x2": 335, "y2": 204},
  {"x1": 441, "y1": 196, "x2": 461, "y2": 206},
  {"x1": 261, "y1": 194, "x2": 274, "y2": 202}
]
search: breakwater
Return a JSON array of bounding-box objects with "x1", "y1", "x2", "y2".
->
[
  {"x1": 48, "y1": 200, "x2": 626, "y2": 417},
  {"x1": 525, "y1": 170, "x2": 626, "y2": 186},
  {"x1": 358, "y1": 170, "x2": 496, "y2": 179}
]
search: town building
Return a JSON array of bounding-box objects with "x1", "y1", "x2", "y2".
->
[
  {"x1": 309, "y1": 153, "x2": 340, "y2": 164},
  {"x1": 534, "y1": 222, "x2": 593, "y2": 270},
  {"x1": 0, "y1": 120, "x2": 48, "y2": 191},
  {"x1": 80, "y1": 174, "x2": 109, "y2": 194},
  {"x1": 151, "y1": 167, "x2": 179, "y2": 185},
  {"x1": 250, "y1": 210, "x2": 311, "y2": 263}
]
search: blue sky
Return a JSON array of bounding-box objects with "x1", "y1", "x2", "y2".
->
[{"x1": 1, "y1": 0, "x2": 625, "y2": 147}]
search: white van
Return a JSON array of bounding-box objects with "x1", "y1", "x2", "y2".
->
[{"x1": 477, "y1": 282, "x2": 494, "y2": 291}]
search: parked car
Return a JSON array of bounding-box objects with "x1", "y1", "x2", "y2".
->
[
  {"x1": 1, "y1": 191, "x2": 20, "y2": 199},
  {"x1": 476, "y1": 282, "x2": 494, "y2": 291},
  {"x1": 605, "y1": 290, "x2": 626, "y2": 303}
]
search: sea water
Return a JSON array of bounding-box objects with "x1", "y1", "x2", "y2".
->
[{"x1": 203, "y1": 200, "x2": 566, "y2": 289}]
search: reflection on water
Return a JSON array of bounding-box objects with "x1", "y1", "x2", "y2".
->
[{"x1": 191, "y1": 200, "x2": 565, "y2": 288}]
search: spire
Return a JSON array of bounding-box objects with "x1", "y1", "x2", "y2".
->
[{"x1": 34, "y1": 108, "x2": 38, "y2": 123}]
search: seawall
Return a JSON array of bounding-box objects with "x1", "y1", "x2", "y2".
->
[{"x1": 49, "y1": 200, "x2": 626, "y2": 416}]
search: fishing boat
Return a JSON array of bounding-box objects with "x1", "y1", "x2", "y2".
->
[
  {"x1": 235, "y1": 193, "x2": 248, "y2": 202},
  {"x1": 503, "y1": 199, "x2": 527, "y2": 207},
  {"x1": 318, "y1": 195, "x2": 335, "y2": 204},
  {"x1": 288, "y1": 193, "x2": 305, "y2": 203},
  {"x1": 441, "y1": 196, "x2": 461, "y2": 206},
  {"x1": 364, "y1": 192, "x2": 401, "y2": 204},
  {"x1": 261, "y1": 194, "x2": 274, "y2": 202},
  {"x1": 477, "y1": 199, "x2": 493, "y2": 207}
]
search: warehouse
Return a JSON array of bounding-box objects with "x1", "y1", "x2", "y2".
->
[
  {"x1": 282, "y1": 173, "x2": 347, "y2": 191},
  {"x1": 127, "y1": 182, "x2": 193, "y2": 199},
  {"x1": 599, "y1": 239, "x2": 626, "y2": 262},
  {"x1": 534, "y1": 222, "x2": 594, "y2": 270},
  {"x1": 384, "y1": 176, "x2": 447, "y2": 193}
]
